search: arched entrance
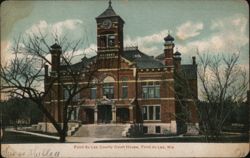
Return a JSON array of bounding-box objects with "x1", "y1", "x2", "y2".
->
[{"x1": 98, "y1": 105, "x2": 112, "y2": 123}]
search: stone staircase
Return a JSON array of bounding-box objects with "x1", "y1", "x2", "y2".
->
[{"x1": 73, "y1": 124, "x2": 131, "y2": 138}]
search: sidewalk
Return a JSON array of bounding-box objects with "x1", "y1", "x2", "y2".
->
[
  {"x1": 66, "y1": 135, "x2": 201, "y2": 143},
  {"x1": 5, "y1": 128, "x2": 60, "y2": 140}
]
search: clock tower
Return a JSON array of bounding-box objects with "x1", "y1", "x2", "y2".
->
[{"x1": 96, "y1": 0, "x2": 125, "y2": 68}]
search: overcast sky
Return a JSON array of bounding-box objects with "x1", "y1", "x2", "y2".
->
[{"x1": 1, "y1": 0, "x2": 249, "y2": 67}]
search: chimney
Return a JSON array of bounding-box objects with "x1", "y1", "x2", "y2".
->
[
  {"x1": 50, "y1": 43, "x2": 62, "y2": 71},
  {"x1": 192, "y1": 56, "x2": 196, "y2": 65}
]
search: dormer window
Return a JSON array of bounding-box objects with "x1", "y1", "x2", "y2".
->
[{"x1": 134, "y1": 54, "x2": 141, "y2": 58}]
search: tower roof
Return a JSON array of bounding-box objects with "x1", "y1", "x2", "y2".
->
[
  {"x1": 174, "y1": 51, "x2": 181, "y2": 56},
  {"x1": 96, "y1": 0, "x2": 124, "y2": 22},
  {"x1": 164, "y1": 34, "x2": 175, "y2": 41},
  {"x1": 50, "y1": 43, "x2": 61, "y2": 49}
]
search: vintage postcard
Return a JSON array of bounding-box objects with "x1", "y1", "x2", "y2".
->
[{"x1": 0, "y1": 0, "x2": 249, "y2": 157}]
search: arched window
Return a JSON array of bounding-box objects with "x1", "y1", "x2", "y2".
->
[{"x1": 103, "y1": 76, "x2": 115, "y2": 99}]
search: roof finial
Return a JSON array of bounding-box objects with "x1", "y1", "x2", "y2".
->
[
  {"x1": 168, "y1": 30, "x2": 170, "y2": 35},
  {"x1": 109, "y1": 0, "x2": 112, "y2": 7}
]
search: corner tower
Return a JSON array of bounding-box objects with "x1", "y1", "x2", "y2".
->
[
  {"x1": 164, "y1": 34, "x2": 175, "y2": 69},
  {"x1": 96, "y1": 0, "x2": 125, "y2": 68}
]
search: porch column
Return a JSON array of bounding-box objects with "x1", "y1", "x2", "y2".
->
[
  {"x1": 111, "y1": 105, "x2": 116, "y2": 123},
  {"x1": 94, "y1": 107, "x2": 98, "y2": 124},
  {"x1": 129, "y1": 106, "x2": 134, "y2": 123}
]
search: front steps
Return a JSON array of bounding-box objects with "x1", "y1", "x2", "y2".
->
[{"x1": 73, "y1": 124, "x2": 131, "y2": 138}]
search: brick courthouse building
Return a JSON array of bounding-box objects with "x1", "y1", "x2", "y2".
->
[{"x1": 44, "y1": 1, "x2": 198, "y2": 135}]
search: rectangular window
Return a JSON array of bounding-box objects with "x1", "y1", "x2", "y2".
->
[
  {"x1": 155, "y1": 106, "x2": 160, "y2": 120},
  {"x1": 108, "y1": 35, "x2": 115, "y2": 47},
  {"x1": 143, "y1": 126, "x2": 148, "y2": 134},
  {"x1": 148, "y1": 87, "x2": 155, "y2": 98},
  {"x1": 142, "y1": 82, "x2": 161, "y2": 99},
  {"x1": 142, "y1": 87, "x2": 148, "y2": 98},
  {"x1": 100, "y1": 36, "x2": 107, "y2": 47},
  {"x1": 155, "y1": 86, "x2": 160, "y2": 98},
  {"x1": 63, "y1": 86, "x2": 80, "y2": 101},
  {"x1": 149, "y1": 106, "x2": 154, "y2": 120},
  {"x1": 143, "y1": 106, "x2": 147, "y2": 120},
  {"x1": 143, "y1": 105, "x2": 161, "y2": 121},
  {"x1": 122, "y1": 81, "x2": 128, "y2": 99},
  {"x1": 91, "y1": 87, "x2": 97, "y2": 99},
  {"x1": 64, "y1": 88, "x2": 70, "y2": 100},
  {"x1": 122, "y1": 86, "x2": 128, "y2": 98},
  {"x1": 155, "y1": 126, "x2": 161, "y2": 133}
]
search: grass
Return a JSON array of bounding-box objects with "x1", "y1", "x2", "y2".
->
[{"x1": 1, "y1": 131, "x2": 60, "y2": 144}]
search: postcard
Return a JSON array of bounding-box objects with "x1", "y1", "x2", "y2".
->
[{"x1": 1, "y1": 0, "x2": 249, "y2": 157}]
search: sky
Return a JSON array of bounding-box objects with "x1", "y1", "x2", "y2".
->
[{"x1": 1, "y1": 0, "x2": 249, "y2": 72}]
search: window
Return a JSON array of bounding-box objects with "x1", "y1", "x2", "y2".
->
[
  {"x1": 142, "y1": 82, "x2": 160, "y2": 99},
  {"x1": 99, "y1": 34, "x2": 116, "y2": 48},
  {"x1": 63, "y1": 86, "x2": 80, "y2": 101},
  {"x1": 90, "y1": 78, "x2": 98, "y2": 99},
  {"x1": 100, "y1": 36, "x2": 107, "y2": 47},
  {"x1": 143, "y1": 105, "x2": 161, "y2": 120},
  {"x1": 103, "y1": 83, "x2": 114, "y2": 99},
  {"x1": 68, "y1": 107, "x2": 78, "y2": 120},
  {"x1": 155, "y1": 126, "x2": 161, "y2": 133},
  {"x1": 103, "y1": 76, "x2": 115, "y2": 99},
  {"x1": 91, "y1": 87, "x2": 97, "y2": 99},
  {"x1": 143, "y1": 126, "x2": 148, "y2": 134},
  {"x1": 122, "y1": 77, "x2": 128, "y2": 99},
  {"x1": 108, "y1": 35, "x2": 115, "y2": 47}
]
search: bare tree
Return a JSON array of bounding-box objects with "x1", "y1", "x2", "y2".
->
[
  {"x1": 197, "y1": 52, "x2": 248, "y2": 141},
  {"x1": 0, "y1": 31, "x2": 97, "y2": 142},
  {"x1": 174, "y1": 51, "x2": 248, "y2": 141}
]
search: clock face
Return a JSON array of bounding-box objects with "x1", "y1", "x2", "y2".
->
[{"x1": 101, "y1": 19, "x2": 112, "y2": 29}]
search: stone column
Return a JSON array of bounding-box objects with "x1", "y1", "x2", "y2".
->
[
  {"x1": 94, "y1": 106, "x2": 98, "y2": 124},
  {"x1": 129, "y1": 106, "x2": 134, "y2": 123},
  {"x1": 111, "y1": 105, "x2": 116, "y2": 123}
]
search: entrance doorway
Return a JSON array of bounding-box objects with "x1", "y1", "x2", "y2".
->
[
  {"x1": 98, "y1": 105, "x2": 112, "y2": 123},
  {"x1": 81, "y1": 108, "x2": 94, "y2": 124},
  {"x1": 116, "y1": 108, "x2": 129, "y2": 123}
]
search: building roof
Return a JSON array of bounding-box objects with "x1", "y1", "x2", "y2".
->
[
  {"x1": 61, "y1": 49, "x2": 196, "y2": 79},
  {"x1": 60, "y1": 56, "x2": 96, "y2": 71},
  {"x1": 155, "y1": 53, "x2": 165, "y2": 61},
  {"x1": 121, "y1": 49, "x2": 165, "y2": 69}
]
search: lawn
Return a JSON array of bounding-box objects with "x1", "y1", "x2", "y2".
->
[{"x1": 1, "y1": 131, "x2": 60, "y2": 143}]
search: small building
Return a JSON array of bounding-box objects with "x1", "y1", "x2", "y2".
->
[{"x1": 44, "y1": 1, "x2": 198, "y2": 135}]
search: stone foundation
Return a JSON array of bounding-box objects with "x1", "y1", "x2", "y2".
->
[
  {"x1": 35, "y1": 122, "x2": 80, "y2": 134},
  {"x1": 143, "y1": 122, "x2": 177, "y2": 134}
]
